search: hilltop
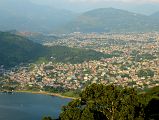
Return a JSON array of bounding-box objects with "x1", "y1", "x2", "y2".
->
[{"x1": 62, "y1": 8, "x2": 159, "y2": 33}]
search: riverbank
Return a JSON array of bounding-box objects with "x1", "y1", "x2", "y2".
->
[{"x1": 15, "y1": 90, "x2": 77, "y2": 99}]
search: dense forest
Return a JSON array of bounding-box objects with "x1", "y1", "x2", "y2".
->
[{"x1": 43, "y1": 84, "x2": 159, "y2": 120}]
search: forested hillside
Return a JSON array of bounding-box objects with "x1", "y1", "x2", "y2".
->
[{"x1": 0, "y1": 32, "x2": 111, "y2": 68}]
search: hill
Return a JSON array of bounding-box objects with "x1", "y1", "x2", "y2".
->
[
  {"x1": 0, "y1": 32, "x2": 46, "y2": 67},
  {"x1": 61, "y1": 8, "x2": 159, "y2": 33},
  {"x1": 0, "y1": 32, "x2": 110, "y2": 68}
]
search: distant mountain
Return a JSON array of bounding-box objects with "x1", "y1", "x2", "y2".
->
[
  {"x1": 0, "y1": 32, "x2": 110, "y2": 68},
  {"x1": 61, "y1": 8, "x2": 159, "y2": 33},
  {"x1": 1, "y1": 2, "x2": 159, "y2": 33},
  {"x1": 0, "y1": 0, "x2": 76, "y2": 32}
]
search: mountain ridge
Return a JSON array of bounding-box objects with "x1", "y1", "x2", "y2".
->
[
  {"x1": 60, "y1": 7, "x2": 159, "y2": 33},
  {"x1": 1, "y1": 2, "x2": 159, "y2": 33}
]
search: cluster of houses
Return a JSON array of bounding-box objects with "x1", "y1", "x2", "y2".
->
[
  {"x1": 1, "y1": 32, "x2": 159, "y2": 91},
  {"x1": 5, "y1": 56, "x2": 159, "y2": 90}
]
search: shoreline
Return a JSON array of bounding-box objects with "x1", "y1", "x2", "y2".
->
[{"x1": 14, "y1": 90, "x2": 77, "y2": 99}]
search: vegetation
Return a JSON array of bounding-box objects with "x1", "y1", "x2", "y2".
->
[
  {"x1": 144, "y1": 86, "x2": 159, "y2": 119},
  {"x1": 60, "y1": 84, "x2": 146, "y2": 120},
  {"x1": 48, "y1": 46, "x2": 114, "y2": 64},
  {"x1": 26, "y1": 33, "x2": 59, "y2": 44},
  {"x1": 61, "y1": 90, "x2": 80, "y2": 98},
  {"x1": 0, "y1": 31, "x2": 46, "y2": 67},
  {"x1": 43, "y1": 84, "x2": 159, "y2": 120},
  {"x1": 0, "y1": 32, "x2": 113, "y2": 68},
  {"x1": 43, "y1": 86, "x2": 67, "y2": 93},
  {"x1": 111, "y1": 50, "x2": 124, "y2": 57},
  {"x1": 42, "y1": 117, "x2": 53, "y2": 120},
  {"x1": 145, "y1": 86, "x2": 159, "y2": 98},
  {"x1": 131, "y1": 53, "x2": 156, "y2": 62},
  {"x1": 137, "y1": 69, "x2": 155, "y2": 78}
]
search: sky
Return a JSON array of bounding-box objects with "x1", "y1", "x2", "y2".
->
[{"x1": 32, "y1": 0, "x2": 159, "y2": 4}]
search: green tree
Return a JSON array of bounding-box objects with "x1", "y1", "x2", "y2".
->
[
  {"x1": 59, "y1": 84, "x2": 145, "y2": 120},
  {"x1": 137, "y1": 69, "x2": 154, "y2": 78},
  {"x1": 81, "y1": 108, "x2": 94, "y2": 120},
  {"x1": 60, "y1": 99, "x2": 82, "y2": 120},
  {"x1": 42, "y1": 116, "x2": 52, "y2": 120}
]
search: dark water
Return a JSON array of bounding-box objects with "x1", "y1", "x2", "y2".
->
[{"x1": 0, "y1": 93, "x2": 71, "y2": 120}]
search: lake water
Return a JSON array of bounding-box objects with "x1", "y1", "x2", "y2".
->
[{"x1": 0, "y1": 93, "x2": 71, "y2": 120}]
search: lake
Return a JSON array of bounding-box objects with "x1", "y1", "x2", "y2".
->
[{"x1": 0, "y1": 92, "x2": 71, "y2": 120}]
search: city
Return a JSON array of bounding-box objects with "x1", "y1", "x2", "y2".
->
[
  {"x1": 1, "y1": 0, "x2": 159, "y2": 119},
  {"x1": 1, "y1": 32, "x2": 159, "y2": 92}
]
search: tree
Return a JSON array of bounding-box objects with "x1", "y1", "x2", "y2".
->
[
  {"x1": 145, "y1": 98, "x2": 159, "y2": 120},
  {"x1": 42, "y1": 116, "x2": 52, "y2": 120},
  {"x1": 81, "y1": 108, "x2": 94, "y2": 120},
  {"x1": 59, "y1": 84, "x2": 145, "y2": 120},
  {"x1": 137, "y1": 69, "x2": 154, "y2": 78},
  {"x1": 60, "y1": 99, "x2": 82, "y2": 120}
]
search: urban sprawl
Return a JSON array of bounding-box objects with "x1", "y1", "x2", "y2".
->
[{"x1": 1, "y1": 32, "x2": 159, "y2": 92}]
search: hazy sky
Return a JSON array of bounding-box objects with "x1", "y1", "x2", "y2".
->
[{"x1": 32, "y1": 0, "x2": 159, "y2": 4}]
